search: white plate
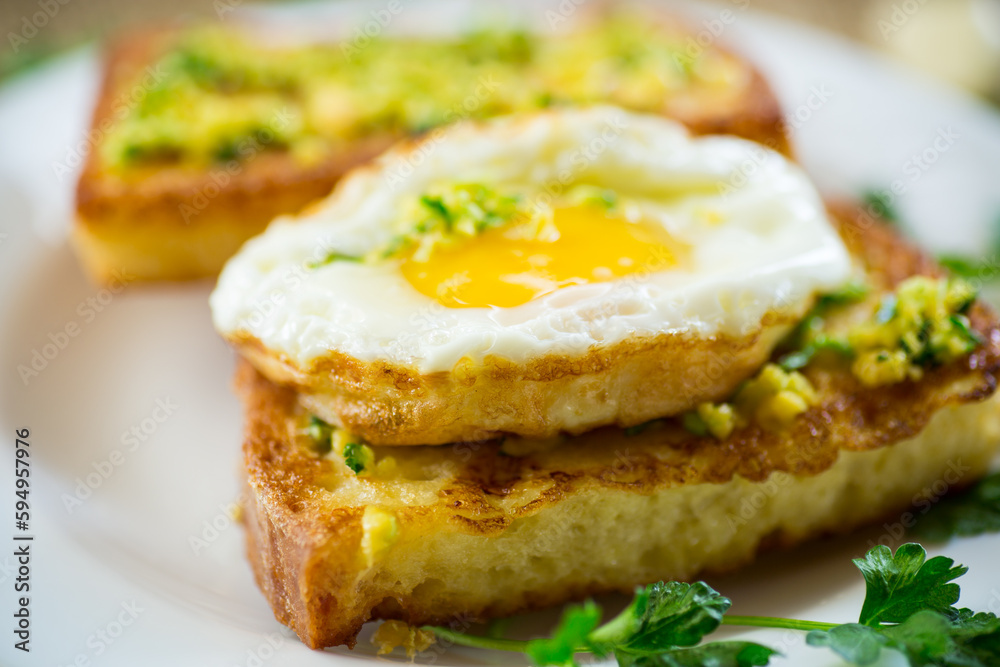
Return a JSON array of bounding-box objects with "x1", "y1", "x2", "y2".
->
[{"x1": 2, "y1": 2, "x2": 1000, "y2": 666}]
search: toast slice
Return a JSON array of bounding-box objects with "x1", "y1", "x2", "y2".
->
[
  {"x1": 73, "y1": 10, "x2": 790, "y2": 284},
  {"x1": 235, "y1": 203, "x2": 1000, "y2": 649}
]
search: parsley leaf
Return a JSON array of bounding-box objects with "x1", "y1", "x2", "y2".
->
[
  {"x1": 912, "y1": 472, "x2": 1000, "y2": 541},
  {"x1": 855, "y1": 543, "x2": 967, "y2": 626},
  {"x1": 524, "y1": 582, "x2": 765, "y2": 667},
  {"x1": 526, "y1": 600, "x2": 601, "y2": 666},
  {"x1": 880, "y1": 610, "x2": 957, "y2": 665},
  {"x1": 808, "y1": 544, "x2": 997, "y2": 666},
  {"x1": 809, "y1": 610, "x2": 1000, "y2": 667},
  {"x1": 615, "y1": 642, "x2": 777, "y2": 667},
  {"x1": 949, "y1": 609, "x2": 1000, "y2": 665},
  {"x1": 806, "y1": 624, "x2": 887, "y2": 665},
  {"x1": 592, "y1": 582, "x2": 732, "y2": 654}
]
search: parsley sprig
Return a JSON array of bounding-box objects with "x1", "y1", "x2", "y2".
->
[
  {"x1": 430, "y1": 581, "x2": 777, "y2": 667},
  {"x1": 418, "y1": 543, "x2": 1000, "y2": 667}
]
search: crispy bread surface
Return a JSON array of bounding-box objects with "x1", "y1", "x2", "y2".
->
[
  {"x1": 236, "y1": 205, "x2": 1000, "y2": 649},
  {"x1": 74, "y1": 16, "x2": 789, "y2": 284},
  {"x1": 232, "y1": 306, "x2": 805, "y2": 446}
]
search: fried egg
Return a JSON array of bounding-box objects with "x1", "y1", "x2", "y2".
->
[{"x1": 211, "y1": 107, "x2": 851, "y2": 445}]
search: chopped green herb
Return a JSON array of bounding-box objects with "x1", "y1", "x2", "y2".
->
[
  {"x1": 104, "y1": 16, "x2": 712, "y2": 169},
  {"x1": 310, "y1": 181, "x2": 635, "y2": 269},
  {"x1": 950, "y1": 314, "x2": 983, "y2": 345},
  {"x1": 818, "y1": 281, "x2": 871, "y2": 307},
  {"x1": 343, "y1": 441, "x2": 375, "y2": 474},
  {"x1": 312, "y1": 183, "x2": 529, "y2": 268},
  {"x1": 848, "y1": 277, "x2": 982, "y2": 386},
  {"x1": 779, "y1": 277, "x2": 982, "y2": 386},
  {"x1": 306, "y1": 415, "x2": 332, "y2": 454},
  {"x1": 781, "y1": 281, "x2": 871, "y2": 358},
  {"x1": 681, "y1": 412, "x2": 708, "y2": 437},
  {"x1": 565, "y1": 184, "x2": 619, "y2": 210},
  {"x1": 418, "y1": 194, "x2": 453, "y2": 226},
  {"x1": 307, "y1": 252, "x2": 364, "y2": 269},
  {"x1": 777, "y1": 336, "x2": 854, "y2": 371},
  {"x1": 397, "y1": 183, "x2": 527, "y2": 262},
  {"x1": 776, "y1": 348, "x2": 813, "y2": 371}
]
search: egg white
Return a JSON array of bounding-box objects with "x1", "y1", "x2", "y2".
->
[{"x1": 211, "y1": 106, "x2": 851, "y2": 373}]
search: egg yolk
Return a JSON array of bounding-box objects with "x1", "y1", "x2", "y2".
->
[{"x1": 401, "y1": 204, "x2": 684, "y2": 308}]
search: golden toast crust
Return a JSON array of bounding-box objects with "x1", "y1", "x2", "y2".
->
[
  {"x1": 230, "y1": 308, "x2": 805, "y2": 446},
  {"x1": 236, "y1": 204, "x2": 1000, "y2": 649}
]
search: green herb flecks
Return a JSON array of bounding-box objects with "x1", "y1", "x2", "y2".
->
[
  {"x1": 311, "y1": 183, "x2": 528, "y2": 268},
  {"x1": 776, "y1": 280, "x2": 869, "y2": 371},
  {"x1": 343, "y1": 441, "x2": 375, "y2": 474},
  {"x1": 305, "y1": 415, "x2": 332, "y2": 454}
]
